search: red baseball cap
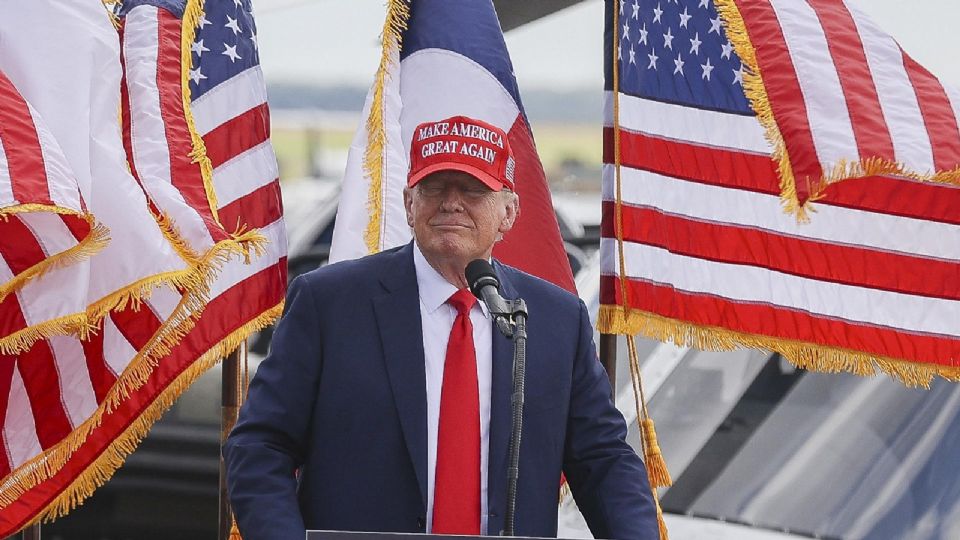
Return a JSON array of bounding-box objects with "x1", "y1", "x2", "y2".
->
[{"x1": 407, "y1": 115, "x2": 516, "y2": 191}]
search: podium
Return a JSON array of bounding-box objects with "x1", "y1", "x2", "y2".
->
[{"x1": 307, "y1": 532, "x2": 565, "y2": 540}]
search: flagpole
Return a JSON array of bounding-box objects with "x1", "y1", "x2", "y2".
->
[
  {"x1": 21, "y1": 524, "x2": 40, "y2": 540},
  {"x1": 218, "y1": 349, "x2": 241, "y2": 540},
  {"x1": 599, "y1": 333, "x2": 617, "y2": 393}
]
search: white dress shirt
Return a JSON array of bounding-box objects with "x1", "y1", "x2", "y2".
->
[{"x1": 414, "y1": 242, "x2": 492, "y2": 535}]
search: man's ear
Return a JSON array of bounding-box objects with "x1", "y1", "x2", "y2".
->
[
  {"x1": 498, "y1": 192, "x2": 519, "y2": 234},
  {"x1": 403, "y1": 187, "x2": 415, "y2": 228}
]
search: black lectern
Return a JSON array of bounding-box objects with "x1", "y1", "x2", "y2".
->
[{"x1": 307, "y1": 532, "x2": 567, "y2": 540}]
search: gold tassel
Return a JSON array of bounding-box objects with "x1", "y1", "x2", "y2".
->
[
  {"x1": 625, "y1": 335, "x2": 671, "y2": 540},
  {"x1": 641, "y1": 417, "x2": 672, "y2": 489},
  {"x1": 558, "y1": 479, "x2": 571, "y2": 504},
  {"x1": 229, "y1": 518, "x2": 243, "y2": 540},
  {"x1": 654, "y1": 494, "x2": 669, "y2": 540}
]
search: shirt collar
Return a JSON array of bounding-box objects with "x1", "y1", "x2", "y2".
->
[{"x1": 413, "y1": 241, "x2": 490, "y2": 318}]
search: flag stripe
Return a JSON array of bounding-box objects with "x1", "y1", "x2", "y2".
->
[
  {"x1": 768, "y1": 0, "x2": 859, "y2": 172},
  {"x1": 806, "y1": 0, "x2": 895, "y2": 162},
  {"x1": 18, "y1": 213, "x2": 80, "y2": 260},
  {"x1": 602, "y1": 91, "x2": 770, "y2": 153},
  {"x1": 4, "y1": 366, "x2": 41, "y2": 469},
  {"x1": 845, "y1": 3, "x2": 934, "y2": 172},
  {"x1": 48, "y1": 336, "x2": 97, "y2": 428},
  {"x1": 601, "y1": 275, "x2": 959, "y2": 366},
  {"x1": 0, "y1": 291, "x2": 28, "y2": 342},
  {"x1": 155, "y1": 9, "x2": 222, "y2": 234},
  {"x1": 601, "y1": 201, "x2": 960, "y2": 301},
  {"x1": 0, "y1": 356, "x2": 14, "y2": 478},
  {"x1": 101, "y1": 316, "x2": 139, "y2": 379},
  {"x1": 900, "y1": 52, "x2": 960, "y2": 172},
  {"x1": 606, "y1": 126, "x2": 960, "y2": 225},
  {"x1": 0, "y1": 137, "x2": 11, "y2": 203},
  {"x1": 601, "y1": 237, "x2": 960, "y2": 337},
  {"x1": 210, "y1": 220, "x2": 286, "y2": 297},
  {"x1": 603, "y1": 164, "x2": 960, "y2": 261},
  {"x1": 736, "y1": 0, "x2": 823, "y2": 191},
  {"x1": 204, "y1": 102, "x2": 269, "y2": 169},
  {"x1": 122, "y1": 5, "x2": 220, "y2": 247},
  {"x1": 0, "y1": 217, "x2": 48, "y2": 275},
  {"x1": 218, "y1": 180, "x2": 282, "y2": 232},
  {"x1": 80, "y1": 330, "x2": 117, "y2": 405},
  {"x1": 18, "y1": 341, "x2": 71, "y2": 448},
  {"x1": 191, "y1": 66, "x2": 267, "y2": 136},
  {"x1": 110, "y1": 306, "x2": 163, "y2": 353},
  {"x1": 0, "y1": 73, "x2": 51, "y2": 206},
  {"x1": 212, "y1": 141, "x2": 279, "y2": 208},
  {"x1": 60, "y1": 213, "x2": 89, "y2": 243}
]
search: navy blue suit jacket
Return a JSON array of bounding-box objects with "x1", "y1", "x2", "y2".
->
[{"x1": 224, "y1": 242, "x2": 657, "y2": 539}]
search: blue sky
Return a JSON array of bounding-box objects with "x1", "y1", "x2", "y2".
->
[{"x1": 253, "y1": 0, "x2": 960, "y2": 89}]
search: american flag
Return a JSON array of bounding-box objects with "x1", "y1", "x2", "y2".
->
[
  {"x1": 0, "y1": 0, "x2": 285, "y2": 533},
  {"x1": 600, "y1": 0, "x2": 960, "y2": 386}
]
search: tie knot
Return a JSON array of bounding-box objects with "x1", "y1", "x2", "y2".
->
[{"x1": 447, "y1": 288, "x2": 476, "y2": 316}]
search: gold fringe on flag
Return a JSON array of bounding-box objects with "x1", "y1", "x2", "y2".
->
[
  {"x1": 600, "y1": 304, "x2": 960, "y2": 389},
  {"x1": 714, "y1": 0, "x2": 960, "y2": 221},
  {"x1": 181, "y1": 0, "x2": 222, "y2": 227},
  {"x1": 0, "y1": 205, "x2": 109, "y2": 304},
  {"x1": 4, "y1": 303, "x2": 283, "y2": 531},
  {"x1": 362, "y1": 0, "x2": 410, "y2": 255},
  {"x1": 0, "y1": 206, "x2": 109, "y2": 354}
]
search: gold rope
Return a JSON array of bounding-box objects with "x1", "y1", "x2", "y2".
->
[
  {"x1": 600, "y1": 304, "x2": 960, "y2": 388},
  {"x1": 362, "y1": 0, "x2": 411, "y2": 254},
  {"x1": 4, "y1": 303, "x2": 284, "y2": 527},
  {"x1": 626, "y1": 336, "x2": 672, "y2": 488},
  {"x1": 610, "y1": 4, "x2": 668, "y2": 539}
]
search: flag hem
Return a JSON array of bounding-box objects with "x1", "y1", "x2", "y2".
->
[{"x1": 598, "y1": 303, "x2": 960, "y2": 388}]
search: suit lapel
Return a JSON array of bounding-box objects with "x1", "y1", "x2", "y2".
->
[
  {"x1": 487, "y1": 261, "x2": 520, "y2": 532},
  {"x1": 372, "y1": 243, "x2": 429, "y2": 511}
]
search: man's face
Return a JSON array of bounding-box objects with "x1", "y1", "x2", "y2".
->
[{"x1": 404, "y1": 170, "x2": 518, "y2": 265}]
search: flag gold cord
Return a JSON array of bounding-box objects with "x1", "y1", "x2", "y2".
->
[{"x1": 611, "y1": 3, "x2": 669, "y2": 539}]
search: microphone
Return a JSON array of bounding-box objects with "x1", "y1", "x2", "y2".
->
[{"x1": 465, "y1": 259, "x2": 509, "y2": 316}]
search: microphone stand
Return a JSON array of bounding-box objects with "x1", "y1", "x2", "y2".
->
[{"x1": 490, "y1": 299, "x2": 528, "y2": 537}]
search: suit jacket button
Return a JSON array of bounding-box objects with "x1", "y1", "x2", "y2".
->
[{"x1": 417, "y1": 517, "x2": 425, "y2": 530}]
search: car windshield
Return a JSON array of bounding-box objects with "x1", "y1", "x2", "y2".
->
[{"x1": 577, "y1": 254, "x2": 960, "y2": 540}]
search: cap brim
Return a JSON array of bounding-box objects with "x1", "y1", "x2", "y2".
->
[{"x1": 407, "y1": 162, "x2": 506, "y2": 191}]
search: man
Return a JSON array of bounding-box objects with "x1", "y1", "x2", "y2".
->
[{"x1": 224, "y1": 115, "x2": 658, "y2": 539}]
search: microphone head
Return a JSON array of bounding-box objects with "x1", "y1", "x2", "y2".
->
[{"x1": 465, "y1": 259, "x2": 499, "y2": 299}]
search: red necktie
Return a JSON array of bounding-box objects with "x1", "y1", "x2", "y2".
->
[{"x1": 432, "y1": 289, "x2": 481, "y2": 535}]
